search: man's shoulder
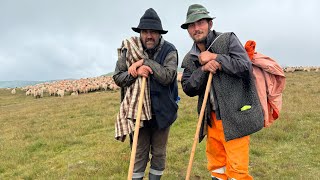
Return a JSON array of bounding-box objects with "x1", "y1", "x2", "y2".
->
[
  {"x1": 216, "y1": 31, "x2": 233, "y2": 41},
  {"x1": 183, "y1": 51, "x2": 192, "y2": 59},
  {"x1": 181, "y1": 51, "x2": 195, "y2": 68},
  {"x1": 163, "y1": 40, "x2": 177, "y2": 50}
]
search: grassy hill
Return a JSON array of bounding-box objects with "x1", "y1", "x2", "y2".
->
[
  {"x1": 0, "y1": 81, "x2": 47, "y2": 88},
  {"x1": 0, "y1": 72, "x2": 319, "y2": 179}
]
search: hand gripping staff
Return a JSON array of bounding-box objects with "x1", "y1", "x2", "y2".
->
[
  {"x1": 185, "y1": 34, "x2": 222, "y2": 180},
  {"x1": 127, "y1": 77, "x2": 146, "y2": 180}
]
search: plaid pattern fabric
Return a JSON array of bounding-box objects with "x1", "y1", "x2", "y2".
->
[{"x1": 115, "y1": 36, "x2": 152, "y2": 142}]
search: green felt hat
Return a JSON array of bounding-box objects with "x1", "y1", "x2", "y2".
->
[{"x1": 181, "y1": 4, "x2": 215, "y2": 29}]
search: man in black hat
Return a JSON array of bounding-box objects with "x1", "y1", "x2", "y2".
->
[
  {"x1": 113, "y1": 8, "x2": 179, "y2": 180},
  {"x1": 180, "y1": 4, "x2": 263, "y2": 180}
]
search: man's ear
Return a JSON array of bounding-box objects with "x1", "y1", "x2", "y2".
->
[{"x1": 208, "y1": 20, "x2": 213, "y2": 29}]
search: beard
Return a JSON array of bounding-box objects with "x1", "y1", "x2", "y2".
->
[
  {"x1": 190, "y1": 28, "x2": 210, "y2": 44},
  {"x1": 142, "y1": 38, "x2": 158, "y2": 50},
  {"x1": 193, "y1": 35, "x2": 206, "y2": 44}
]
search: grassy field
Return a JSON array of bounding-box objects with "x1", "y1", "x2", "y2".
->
[{"x1": 0, "y1": 72, "x2": 319, "y2": 180}]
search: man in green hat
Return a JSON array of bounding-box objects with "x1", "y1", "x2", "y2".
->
[
  {"x1": 113, "y1": 8, "x2": 179, "y2": 180},
  {"x1": 180, "y1": 4, "x2": 263, "y2": 180}
]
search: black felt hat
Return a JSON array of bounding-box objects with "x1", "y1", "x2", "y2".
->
[{"x1": 132, "y1": 8, "x2": 168, "y2": 34}]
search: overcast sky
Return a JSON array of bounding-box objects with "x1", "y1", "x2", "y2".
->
[{"x1": 0, "y1": 0, "x2": 319, "y2": 81}]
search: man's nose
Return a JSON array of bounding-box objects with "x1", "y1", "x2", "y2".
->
[
  {"x1": 194, "y1": 23, "x2": 201, "y2": 31},
  {"x1": 146, "y1": 31, "x2": 153, "y2": 37}
]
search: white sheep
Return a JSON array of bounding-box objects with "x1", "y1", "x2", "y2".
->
[
  {"x1": 11, "y1": 88, "x2": 16, "y2": 95},
  {"x1": 33, "y1": 89, "x2": 43, "y2": 98},
  {"x1": 71, "y1": 91, "x2": 79, "y2": 96},
  {"x1": 26, "y1": 89, "x2": 32, "y2": 96},
  {"x1": 57, "y1": 89, "x2": 65, "y2": 97},
  {"x1": 284, "y1": 67, "x2": 295, "y2": 73}
]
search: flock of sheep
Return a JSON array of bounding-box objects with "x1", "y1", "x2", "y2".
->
[
  {"x1": 283, "y1": 66, "x2": 320, "y2": 73},
  {"x1": 8, "y1": 66, "x2": 319, "y2": 98},
  {"x1": 10, "y1": 76, "x2": 119, "y2": 98}
]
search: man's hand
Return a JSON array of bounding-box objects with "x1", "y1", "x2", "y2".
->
[
  {"x1": 201, "y1": 60, "x2": 222, "y2": 74},
  {"x1": 137, "y1": 65, "x2": 153, "y2": 78},
  {"x1": 128, "y1": 59, "x2": 144, "y2": 78},
  {"x1": 198, "y1": 51, "x2": 217, "y2": 65}
]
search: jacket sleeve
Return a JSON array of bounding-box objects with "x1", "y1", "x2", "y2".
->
[
  {"x1": 143, "y1": 51, "x2": 178, "y2": 86},
  {"x1": 112, "y1": 49, "x2": 136, "y2": 87},
  {"x1": 215, "y1": 33, "x2": 252, "y2": 78},
  {"x1": 181, "y1": 53, "x2": 208, "y2": 97}
]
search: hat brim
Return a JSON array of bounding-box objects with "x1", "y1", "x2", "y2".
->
[
  {"x1": 181, "y1": 15, "x2": 215, "y2": 29},
  {"x1": 132, "y1": 27, "x2": 168, "y2": 34}
]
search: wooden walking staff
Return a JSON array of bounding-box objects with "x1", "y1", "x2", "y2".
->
[
  {"x1": 127, "y1": 77, "x2": 147, "y2": 180},
  {"x1": 185, "y1": 72, "x2": 213, "y2": 180},
  {"x1": 185, "y1": 33, "x2": 222, "y2": 180}
]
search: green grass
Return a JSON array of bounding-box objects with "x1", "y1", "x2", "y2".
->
[{"x1": 0, "y1": 72, "x2": 319, "y2": 179}]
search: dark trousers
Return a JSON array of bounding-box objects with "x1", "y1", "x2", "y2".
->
[{"x1": 130, "y1": 124, "x2": 170, "y2": 178}]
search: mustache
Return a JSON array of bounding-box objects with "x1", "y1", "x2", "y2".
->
[
  {"x1": 193, "y1": 30, "x2": 203, "y2": 36},
  {"x1": 146, "y1": 38, "x2": 155, "y2": 42}
]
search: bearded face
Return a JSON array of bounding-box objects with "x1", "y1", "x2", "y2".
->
[
  {"x1": 140, "y1": 30, "x2": 161, "y2": 50},
  {"x1": 187, "y1": 19, "x2": 212, "y2": 43}
]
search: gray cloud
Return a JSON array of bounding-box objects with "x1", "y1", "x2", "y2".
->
[{"x1": 0, "y1": 0, "x2": 319, "y2": 80}]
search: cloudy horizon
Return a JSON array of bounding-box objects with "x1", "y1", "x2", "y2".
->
[{"x1": 0, "y1": 0, "x2": 319, "y2": 81}]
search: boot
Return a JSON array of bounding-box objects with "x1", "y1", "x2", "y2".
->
[
  {"x1": 212, "y1": 177, "x2": 219, "y2": 180},
  {"x1": 149, "y1": 173, "x2": 161, "y2": 180}
]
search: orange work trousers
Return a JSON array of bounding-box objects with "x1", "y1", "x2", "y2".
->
[{"x1": 206, "y1": 112, "x2": 253, "y2": 180}]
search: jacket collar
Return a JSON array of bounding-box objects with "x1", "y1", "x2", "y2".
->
[{"x1": 189, "y1": 30, "x2": 218, "y2": 58}]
